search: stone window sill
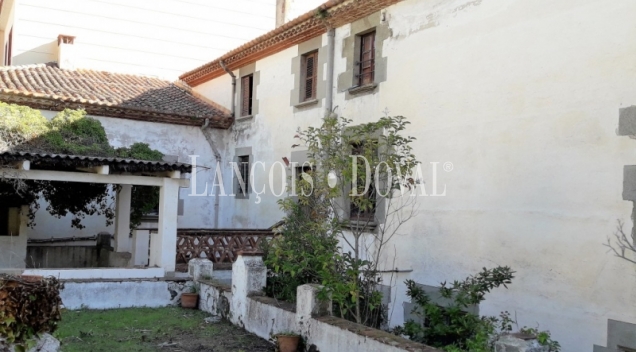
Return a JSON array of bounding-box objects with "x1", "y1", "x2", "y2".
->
[
  {"x1": 294, "y1": 99, "x2": 319, "y2": 109},
  {"x1": 348, "y1": 83, "x2": 378, "y2": 95},
  {"x1": 236, "y1": 115, "x2": 254, "y2": 122}
]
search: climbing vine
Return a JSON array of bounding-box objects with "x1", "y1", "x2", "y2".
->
[{"x1": 0, "y1": 102, "x2": 163, "y2": 229}]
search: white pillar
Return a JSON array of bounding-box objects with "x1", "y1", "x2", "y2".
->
[
  {"x1": 231, "y1": 252, "x2": 267, "y2": 326},
  {"x1": 296, "y1": 284, "x2": 332, "y2": 322},
  {"x1": 131, "y1": 229, "x2": 150, "y2": 267},
  {"x1": 114, "y1": 184, "x2": 132, "y2": 252},
  {"x1": 150, "y1": 178, "x2": 179, "y2": 272}
]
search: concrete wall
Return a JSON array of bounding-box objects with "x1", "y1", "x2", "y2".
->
[
  {"x1": 10, "y1": 0, "x2": 277, "y2": 79},
  {"x1": 60, "y1": 279, "x2": 193, "y2": 310},
  {"x1": 197, "y1": 254, "x2": 435, "y2": 352},
  {"x1": 194, "y1": 0, "x2": 636, "y2": 351}
]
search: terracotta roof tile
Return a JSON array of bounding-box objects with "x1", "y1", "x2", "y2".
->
[
  {"x1": 180, "y1": 0, "x2": 403, "y2": 86},
  {"x1": 0, "y1": 63, "x2": 233, "y2": 128}
]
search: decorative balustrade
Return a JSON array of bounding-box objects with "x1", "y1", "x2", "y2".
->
[{"x1": 176, "y1": 229, "x2": 274, "y2": 270}]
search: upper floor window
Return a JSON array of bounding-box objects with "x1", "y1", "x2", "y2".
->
[
  {"x1": 240, "y1": 74, "x2": 254, "y2": 117},
  {"x1": 357, "y1": 31, "x2": 375, "y2": 86},
  {"x1": 301, "y1": 51, "x2": 318, "y2": 101}
]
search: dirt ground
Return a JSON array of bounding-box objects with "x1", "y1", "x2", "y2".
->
[{"x1": 55, "y1": 307, "x2": 274, "y2": 352}]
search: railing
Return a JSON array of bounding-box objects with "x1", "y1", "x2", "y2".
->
[{"x1": 176, "y1": 229, "x2": 274, "y2": 270}]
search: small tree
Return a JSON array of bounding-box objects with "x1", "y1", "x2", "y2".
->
[{"x1": 266, "y1": 113, "x2": 419, "y2": 326}]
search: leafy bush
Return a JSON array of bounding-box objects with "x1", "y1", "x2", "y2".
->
[
  {"x1": 0, "y1": 276, "x2": 63, "y2": 351},
  {"x1": 394, "y1": 267, "x2": 559, "y2": 352}
]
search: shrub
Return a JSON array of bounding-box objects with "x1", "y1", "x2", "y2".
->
[
  {"x1": 0, "y1": 276, "x2": 63, "y2": 351},
  {"x1": 395, "y1": 267, "x2": 559, "y2": 352}
]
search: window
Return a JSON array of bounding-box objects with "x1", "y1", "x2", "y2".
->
[
  {"x1": 4, "y1": 27, "x2": 12, "y2": 66},
  {"x1": 301, "y1": 51, "x2": 318, "y2": 101},
  {"x1": 349, "y1": 142, "x2": 376, "y2": 221},
  {"x1": 357, "y1": 31, "x2": 375, "y2": 86},
  {"x1": 240, "y1": 74, "x2": 254, "y2": 117},
  {"x1": 236, "y1": 155, "x2": 250, "y2": 196}
]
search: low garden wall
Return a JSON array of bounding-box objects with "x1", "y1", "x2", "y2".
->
[
  {"x1": 193, "y1": 254, "x2": 439, "y2": 352},
  {"x1": 59, "y1": 278, "x2": 193, "y2": 310}
]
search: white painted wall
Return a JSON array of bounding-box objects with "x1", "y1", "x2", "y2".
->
[
  {"x1": 11, "y1": 0, "x2": 276, "y2": 79},
  {"x1": 194, "y1": 0, "x2": 636, "y2": 350},
  {"x1": 60, "y1": 279, "x2": 193, "y2": 309}
]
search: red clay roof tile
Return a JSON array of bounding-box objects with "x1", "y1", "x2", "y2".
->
[{"x1": 0, "y1": 63, "x2": 233, "y2": 128}]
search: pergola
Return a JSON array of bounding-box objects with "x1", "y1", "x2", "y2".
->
[{"x1": 0, "y1": 151, "x2": 191, "y2": 277}]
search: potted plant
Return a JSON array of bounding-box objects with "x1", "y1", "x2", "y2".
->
[
  {"x1": 274, "y1": 331, "x2": 301, "y2": 352},
  {"x1": 180, "y1": 283, "x2": 199, "y2": 309}
]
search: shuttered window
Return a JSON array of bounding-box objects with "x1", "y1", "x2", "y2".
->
[
  {"x1": 357, "y1": 31, "x2": 375, "y2": 86},
  {"x1": 240, "y1": 74, "x2": 253, "y2": 117},
  {"x1": 301, "y1": 51, "x2": 318, "y2": 101}
]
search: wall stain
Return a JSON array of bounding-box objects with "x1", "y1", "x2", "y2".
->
[{"x1": 389, "y1": 0, "x2": 483, "y2": 39}]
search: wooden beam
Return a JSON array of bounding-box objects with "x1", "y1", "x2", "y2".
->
[
  {"x1": 77, "y1": 165, "x2": 109, "y2": 175},
  {"x1": 136, "y1": 170, "x2": 181, "y2": 178},
  {"x1": 0, "y1": 168, "x2": 190, "y2": 187}
]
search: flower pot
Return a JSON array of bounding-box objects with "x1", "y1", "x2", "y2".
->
[
  {"x1": 181, "y1": 293, "x2": 199, "y2": 309},
  {"x1": 276, "y1": 334, "x2": 300, "y2": 352}
]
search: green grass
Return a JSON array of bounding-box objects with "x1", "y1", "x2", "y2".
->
[{"x1": 54, "y1": 307, "x2": 273, "y2": 352}]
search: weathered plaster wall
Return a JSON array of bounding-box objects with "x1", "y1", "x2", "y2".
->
[{"x1": 195, "y1": 0, "x2": 636, "y2": 350}]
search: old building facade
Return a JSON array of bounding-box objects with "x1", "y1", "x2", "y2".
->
[{"x1": 180, "y1": 0, "x2": 636, "y2": 351}]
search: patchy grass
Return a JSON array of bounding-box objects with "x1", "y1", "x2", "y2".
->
[{"x1": 54, "y1": 307, "x2": 274, "y2": 352}]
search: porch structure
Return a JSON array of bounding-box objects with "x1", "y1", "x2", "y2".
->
[{"x1": 0, "y1": 151, "x2": 191, "y2": 278}]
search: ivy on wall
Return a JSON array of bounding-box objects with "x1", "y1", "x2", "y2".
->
[{"x1": 0, "y1": 102, "x2": 163, "y2": 230}]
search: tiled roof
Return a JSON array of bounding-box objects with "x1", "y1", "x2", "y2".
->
[
  {"x1": 0, "y1": 63, "x2": 233, "y2": 128},
  {"x1": 0, "y1": 151, "x2": 192, "y2": 173},
  {"x1": 180, "y1": 0, "x2": 403, "y2": 86}
]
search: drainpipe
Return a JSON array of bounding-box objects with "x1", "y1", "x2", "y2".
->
[
  {"x1": 325, "y1": 28, "x2": 336, "y2": 117},
  {"x1": 200, "y1": 60, "x2": 235, "y2": 229},
  {"x1": 200, "y1": 118, "x2": 221, "y2": 228},
  {"x1": 219, "y1": 60, "x2": 236, "y2": 118}
]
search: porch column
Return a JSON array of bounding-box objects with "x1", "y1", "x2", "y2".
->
[
  {"x1": 150, "y1": 178, "x2": 179, "y2": 272},
  {"x1": 114, "y1": 184, "x2": 132, "y2": 252}
]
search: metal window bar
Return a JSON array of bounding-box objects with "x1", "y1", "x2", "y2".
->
[{"x1": 356, "y1": 32, "x2": 375, "y2": 86}]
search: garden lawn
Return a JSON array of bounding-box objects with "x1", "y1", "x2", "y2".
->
[{"x1": 54, "y1": 307, "x2": 274, "y2": 352}]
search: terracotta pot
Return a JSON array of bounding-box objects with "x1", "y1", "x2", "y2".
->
[
  {"x1": 276, "y1": 335, "x2": 300, "y2": 352},
  {"x1": 20, "y1": 275, "x2": 43, "y2": 283},
  {"x1": 181, "y1": 293, "x2": 199, "y2": 309}
]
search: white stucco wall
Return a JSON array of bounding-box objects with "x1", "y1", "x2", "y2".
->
[
  {"x1": 194, "y1": 0, "x2": 636, "y2": 350},
  {"x1": 10, "y1": 0, "x2": 276, "y2": 79}
]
